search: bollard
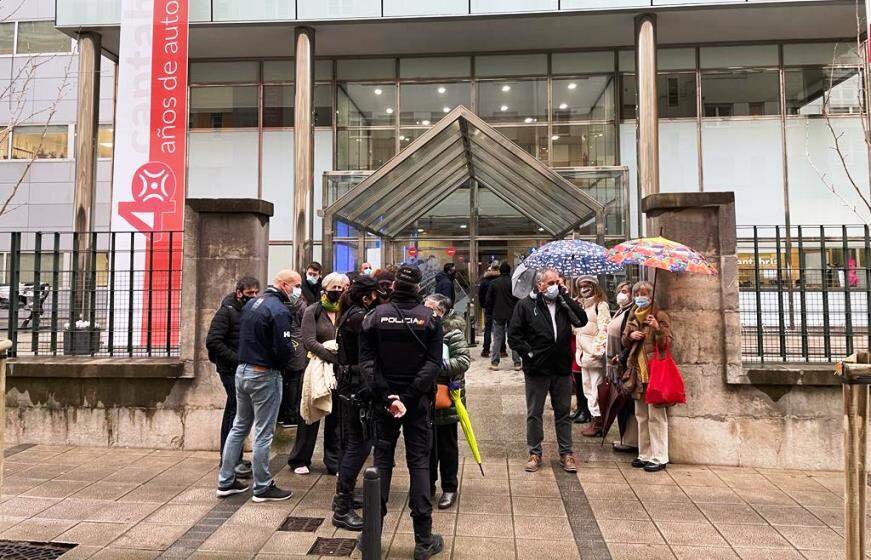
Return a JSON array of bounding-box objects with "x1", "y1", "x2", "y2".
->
[
  {"x1": 838, "y1": 352, "x2": 871, "y2": 560},
  {"x1": 0, "y1": 339, "x2": 12, "y2": 495},
  {"x1": 361, "y1": 467, "x2": 381, "y2": 560}
]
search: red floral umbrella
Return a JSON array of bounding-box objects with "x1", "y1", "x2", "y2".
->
[{"x1": 606, "y1": 236, "x2": 717, "y2": 275}]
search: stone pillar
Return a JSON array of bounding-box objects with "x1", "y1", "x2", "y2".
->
[
  {"x1": 293, "y1": 27, "x2": 315, "y2": 273},
  {"x1": 635, "y1": 14, "x2": 659, "y2": 197},
  {"x1": 180, "y1": 199, "x2": 274, "y2": 380}
]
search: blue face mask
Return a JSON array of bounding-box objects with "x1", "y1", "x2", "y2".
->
[
  {"x1": 544, "y1": 284, "x2": 560, "y2": 300},
  {"x1": 634, "y1": 296, "x2": 651, "y2": 308},
  {"x1": 306, "y1": 274, "x2": 319, "y2": 285},
  {"x1": 289, "y1": 286, "x2": 302, "y2": 303}
]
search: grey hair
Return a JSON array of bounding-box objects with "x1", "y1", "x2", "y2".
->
[
  {"x1": 424, "y1": 293, "x2": 453, "y2": 314},
  {"x1": 534, "y1": 267, "x2": 560, "y2": 284},
  {"x1": 322, "y1": 272, "x2": 350, "y2": 290},
  {"x1": 632, "y1": 280, "x2": 654, "y2": 295}
]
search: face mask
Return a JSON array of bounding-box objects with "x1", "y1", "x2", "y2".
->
[
  {"x1": 544, "y1": 284, "x2": 559, "y2": 300},
  {"x1": 634, "y1": 296, "x2": 651, "y2": 308},
  {"x1": 362, "y1": 268, "x2": 373, "y2": 276},
  {"x1": 326, "y1": 291, "x2": 342, "y2": 303},
  {"x1": 306, "y1": 274, "x2": 319, "y2": 285},
  {"x1": 616, "y1": 292, "x2": 631, "y2": 307},
  {"x1": 239, "y1": 295, "x2": 254, "y2": 305},
  {"x1": 580, "y1": 287, "x2": 593, "y2": 298},
  {"x1": 288, "y1": 286, "x2": 302, "y2": 303}
]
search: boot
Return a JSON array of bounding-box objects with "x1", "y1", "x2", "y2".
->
[
  {"x1": 413, "y1": 534, "x2": 444, "y2": 560},
  {"x1": 332, "y1": 492, "x2": 364, "y2": 510},
  {"x1": 573, "y1": 409, "x2": 592, "y2": 424},
  {"x1": 581, "y1": 416, "x2": 603, "y2": 437},
  {"x1": 332, "y1": 492, "x2": 364, "y2": 531}
]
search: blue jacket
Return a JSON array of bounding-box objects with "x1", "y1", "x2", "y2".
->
[
  {"x1": 434, "y1": 271, "x2": 455, "y2": 302},
  {"x1": 238, "y1": 287, "x2": 301, "y2": 371}
]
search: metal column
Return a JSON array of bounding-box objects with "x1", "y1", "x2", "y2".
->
[
  {"x1": 635, "y1": 14, "x2": 660, "y2": 198},
  {"x1": 293, "y1": 27, "x2": 315, "y2": 272},
  {"x1": 468, "y1": 179, "x2": 479, "y2": 344}
]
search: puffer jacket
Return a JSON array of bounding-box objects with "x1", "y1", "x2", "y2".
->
[
  {"x1": 205, "y1": 293, "x2": 244, "y2": 376},
  {"x1": 435, "y1": 312, "x2": 470, "y2": 425}
]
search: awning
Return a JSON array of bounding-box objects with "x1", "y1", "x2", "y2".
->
[{"x1": 324, "y1": 106, "x2": 604, "y2": 240}]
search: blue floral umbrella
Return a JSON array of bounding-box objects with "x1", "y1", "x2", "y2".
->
[{"x1": 523, "y1": 240, "x2": 621, "y2": 277}]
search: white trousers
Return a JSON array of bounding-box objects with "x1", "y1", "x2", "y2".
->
[
  {"x1": 581, "y1": 366, "x2": 604, "y2": 417},
  {"x1": 636, "y1": 400, "x2": 669, "y2": 465}
]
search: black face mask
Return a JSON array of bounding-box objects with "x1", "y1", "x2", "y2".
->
[
  {"x1": 326, "y1": 291, "x2": 342, "y2": 303},
  {"x1": 239, "y1": 295, "x2": 254, "y2": 305}
]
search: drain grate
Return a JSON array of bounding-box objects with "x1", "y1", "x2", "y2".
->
[
  {"x1": 0, "y1": 540, "x2": 76, "y2": 560},
  {"x1": 278, "y1": 516, "x2": 324, "y2": 533},
  {"x1": 308, "y1": 537, "x2": 357, "y2": 556}
]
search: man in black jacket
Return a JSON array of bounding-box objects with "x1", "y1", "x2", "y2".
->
[
  {"x1": 216, "y1": 270, "x2": 302, "y2": 502},
  {"x1": 508, "y1": 267, "x2": 586, "y2": 474},
  {"x1": 360, "y1": 264, "x2": 445, "y2": 560},
  {"x1": 486, "y1": 262, "x2": 520, "y2": 369},
  {"x1": 300, "y1": 261, "x2": 323, "y2": 305},
  {"x1": 477, "y1": 263, "x2": 500, "y2": 358},
  {"x1": 206, "y1": 276, "x2": 260, "y2": 478},
  {"x1": 434, "y1": 263, "x2": 455, "y2": 302}
]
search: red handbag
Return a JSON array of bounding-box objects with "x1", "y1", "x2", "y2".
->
[{"x1": 645, "y1": 345, "x2": 686, "y2": 407}]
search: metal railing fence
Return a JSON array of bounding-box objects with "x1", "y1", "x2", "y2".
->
[
  {"x1": 0, "y1": 231, "x2": 183, "y2": 358},
  {"x1": 738, "y1": 224, "x2": 870, "y2": 363}
]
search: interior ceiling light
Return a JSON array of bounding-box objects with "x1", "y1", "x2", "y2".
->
[
  {"x1": 551, "y1": 135, "x2": 560, "y2": 141},
  {"x1": 443, "y1": 106, "x2": 451, "y2": 113},
  {"x1": 501, "y1": 85, "x2": 511, "y2": 92},
  {"x1": 567, "y1": 83, "x2": 577, "y2": 90},
  {"x1": 422, "y1": 120, "x2": 430, "y2": 125},
  {"x1": 437, "y1": 86, "x2": 446, "y2": 94},
  {"x1": 385, "y1": 107, "x2": 394, "y2": 114},
  {"x1": 500, "y1": 105, "x2": 509, "y2": 111},
  {"x1": 538, "y1": 227, "x2": 545, "y2": 232},
  {"x1": 559, "y1": 103, "x2": 568, "y2": 110},
  {"x1": 418, "y1": 228, "x2": 425, "y2": 233},
  {"x1": 524, "y1": 117, "x2": 533, "y2": 123},
  {"x1": 374, "y1": 88, "x2": 383, "y2": 95},
  {"x1": 460, "y1": 224, "x2": 468, "y2": 229},
  {"x1": 399, "y1": 135, "x2": 406, "y2": 141}
]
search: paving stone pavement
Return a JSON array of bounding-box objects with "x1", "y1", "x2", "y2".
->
[{"x1": 0, "y1": 358, "x2": 853, "y2": 559}]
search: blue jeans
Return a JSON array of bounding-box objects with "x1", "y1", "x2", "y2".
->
[{"x1": 218, "y1": 364, "x2": 282, "y2": 495}]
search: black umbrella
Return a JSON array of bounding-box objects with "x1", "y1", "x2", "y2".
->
[{"x1": 598, "y1": 375, "x2": 630, "y2": 445}]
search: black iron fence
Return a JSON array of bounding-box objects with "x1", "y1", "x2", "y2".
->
[
  {"x1": 739, "y1": 225, "x2": 870, "y2": 363},
  {"x1": 0, "y1": 231, "x2": 183, "y2": 358}
]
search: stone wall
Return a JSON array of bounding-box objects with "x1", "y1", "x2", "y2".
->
[
  {"x1": 5, "y1": 199, "x2": 272, "y2": 450},
  {"x1": 644, "y1": 192, "x2": 844, "y2": 470}
]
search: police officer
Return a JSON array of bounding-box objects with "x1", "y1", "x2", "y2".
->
[
  {"x1": 331, "y1": 276, "x2": 380, "y2": 531},
  {"x1": 360, "y1": 264, "x2": 444, "y2": 560}
]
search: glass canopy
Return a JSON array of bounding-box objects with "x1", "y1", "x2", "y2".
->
[{"x1": 323, "y1": 106, "x2": 605, "y2": 244}]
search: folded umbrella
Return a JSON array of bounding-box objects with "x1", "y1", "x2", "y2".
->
[
  {"x1": 598, "y1": 375, "x2": 630, "y2": 446},
  {"x1": 451, "y1": 388, "x2": 485, "y2": 477}
]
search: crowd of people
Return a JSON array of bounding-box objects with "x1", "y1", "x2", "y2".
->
[{"x1": 205, "y1": 258, "x2": 673, "y2": 560}]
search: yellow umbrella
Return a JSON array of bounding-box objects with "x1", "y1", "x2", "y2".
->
[{"x1": 451, "y1": 389, "x2": 485, "y2": 477}]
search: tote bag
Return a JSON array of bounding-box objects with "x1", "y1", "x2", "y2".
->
[{"x1": 645, "y1": 345, "x2": 686, "y2": 407}]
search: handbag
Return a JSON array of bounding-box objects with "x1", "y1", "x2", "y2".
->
[
  {"x1": 645, "y1": 344, "x2": 686, "y2": 407},
  {"x1": 435, "y1": 384, "x2": 452, "y2": 410}
]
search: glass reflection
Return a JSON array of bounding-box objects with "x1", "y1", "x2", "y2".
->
[
  {"x1": 701, "y1": 70, "x2": 780, "y2": 117},
  {"x1": 477, "y1": 80, "x2": 547, "y2": 123},
  {"x1": 784, "y1": 67, "x2": 863, "y2": 116},
  {"x1": 337, "y1": 129, "x2": 396, "y2": 170},
  {"x1": 552, "y1": 76, "x2": 614, "y2": 121},
  {"x1": 337, "y1": 83, "x2": 397, "y2": 126},
  {"x1": 551, "y1": 124, "x2": 615, "y2": 167},
  {"x1": 400, "y1": 82, "x2": 471, "y2": 125}
]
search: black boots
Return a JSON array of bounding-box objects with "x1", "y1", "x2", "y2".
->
[
  {"x1": 414, "y1": 534, "x2": 444, "y2": 560},
  {"x1": 437, "y1": 492, "x2": 456, "y2": 510},
  {"x1": 332, "y1": 492, "x2": 364, "y2": 531}
]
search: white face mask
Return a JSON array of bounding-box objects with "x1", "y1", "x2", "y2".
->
[
  {"x1": 616, "y1": 292, "x2": 631, "y2": 307},
  {"x1": 288, "y1": 286, "x2": 302, "y2": 302},
  {"x1": 544, "y1": 284, "x2": 559, "y2": 300}
]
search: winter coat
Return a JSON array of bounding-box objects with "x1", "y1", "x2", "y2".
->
[
  {"x1": 486, "y1": 272, "x2": 518, "y2": 323},
  {"x1": 621, "y1": 305, "x2": 672, "y2": 400},
  {"x1": 301, "y1": 278, "x2": 322, "y2": 306},
  {"x1": 435, "y1": 312, "x2": 470, "y2": 425},
  {"x1": 302, "y1": 301, "x2": 339, "y2": 365},
  {"x1": 477, "y1": 270, "x2": 500, "y2": 315},
  {"x1": 301, "y1": 340, "x2": 337, "y2": 424},
  {"x1": 575, "y1": 299, "x2": 610, "y2": 372},
  {"x1": 205, "y1": 293, "x2": 244, "y2": 376},
  {"x1": 434, "y1": 272, "x2": 455, "y2": 302},
  {"x1": 237, "y1": 287, "x2": 302, "y2": 372},
  {"x1": 336, "y1": 304, "x2": 366, "y2": 395},
  {"x1": 508, "y1": 291, "x2": 587, "y2": 377}
]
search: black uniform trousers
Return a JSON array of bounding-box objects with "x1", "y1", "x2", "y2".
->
[
  {"x1": 373, "y1": 399, "x2": 433, "y2": 539},
  {"x1": 336, "y1": 395, "x2": 372, "y2": 494},
  {"x1": 429, "y1": 422, "x2": 459, "y2": 493},
  {"x1": 287, "y1": 390, "x2": 341, "y2": 473}
]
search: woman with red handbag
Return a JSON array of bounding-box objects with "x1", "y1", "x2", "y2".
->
[{"x1": 621, "y1": 281, "x2": 675, "y2": 473}]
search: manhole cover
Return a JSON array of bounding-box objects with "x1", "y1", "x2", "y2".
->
[
  {"x1": 308, "y1": 537, "x2": 357, "y2": 556},
  {"x1": 0, "y1": 540, "x2": 76, "y2": 560},
  {"x1": 278, "y1": 516, "x2": 324, "y2": 532}
]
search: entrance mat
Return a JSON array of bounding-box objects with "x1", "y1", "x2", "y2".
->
[
  {"x1": 279, "y1": 516, "x2": 324, "y2": 532},
  {"x1": 0, "y1": 540, "x2": 76, "y2": 560},
  {"x1": 308, "y1": 537, "x2": 358, "y2": 556}
]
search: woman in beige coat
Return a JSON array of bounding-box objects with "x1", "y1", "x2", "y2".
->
[{"x1": 574, "y1": 275, "x2": 610, "y2": 438}]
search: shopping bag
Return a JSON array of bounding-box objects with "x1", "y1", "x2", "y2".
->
[{"x1": 645, "y1": 346, "x2": 686, "y2": 407}]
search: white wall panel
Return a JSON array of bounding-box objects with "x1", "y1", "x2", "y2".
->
[
  {"x1": 561, "y1": 0, "x2": 649, "y2": 8},
  {"x1": 659, "y1": 121, "x2": 700, "y2": 193},
  {"x1": 261, "y1": 130, "x2": 294, "y2": 241},
  {"x1": 383, "y1": 0, "x2": 468, "y2": 17},
  {"x1": 298, "y1": 0, "x2": 381, "y2": 19},
  {"x1": 188, "y1": 130, "x2": 259, "y2": 199},
  {"x1": 618, "y1": 122, "x2": 639, "y2": 237},
  {"x1": 313, "y1": 130, "x2": 334, "y2": 244},
  {"x1": 472, "y1": 0, "x2": 558, "y2": 14}
]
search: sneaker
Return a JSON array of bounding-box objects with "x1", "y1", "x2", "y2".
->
[
  {"x1": 216, "y1": 479, "x2": 249, "y2": 498},
  {"x1": 278, "y1": 420, "x2": 295, "y2": 428},
  {"x1": 644, "y1": 462, "x2": 668, "y2": 473},
  {"x1": 293, "y1": 465, "x2": 310, "y2": 475},
  {"x1": 234, "y1": 461, "x2": 252, "y2": 478},
  {"x1": 525, "y1": 454, "x2": 542, "y2": 473},
  {"x1": 560, "y1": 454, "x2": 578, "y2": 473},
  {"x1": 413, "y1": 534, "x2": 444, "y2": 560},
  {"x1": 488, "y1": 363, "x2": 500, "y2": 371},
  {"x1": 252, "y1": 482, "x2": 293, "y2": 502}
]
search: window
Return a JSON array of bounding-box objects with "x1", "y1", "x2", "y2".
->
[
  {"x1": 553, "y1": 77, "x2": 614, "y2": 122},
  {"x1": 190, "y1": 61, "x2": 258, "y2": 84},
  {"x1": 337, "y1": 83, "x2": 396, "y2": 127},
  {"x1": 400, "y1": 57, "x2": 471, "y2": 79},
  {"x1": 12, "y1": 125, "x2": 68, "y2": 159},
  {"x1": 0, "y1": 129, "x2": 9, "y2": 159},
  {"x1": 784, "y1": 67, "x2": 863, "y2": 116},
  {"x1": 337, "y1": 129, "x2": 396, "y2": 170},
  {"x1": 620, "y1": 73, "x2": 697, "y2": 119},
  {"x1": 16, "y1": 21, "x2": 71, "y2": 54},
  {"x1": 701, "y1": 70, "x2": 780, "y2": 117},
  {"x1": 0, "y1": 23, "x2": 13, "y2": 55},
  {"x1": 189, "y1": 86, "x2": 258, "y2": 128},
  {"x1": 492, "y1": 126, "x2": 548, "y2": 161},
  {"x1": 477, "y1": 79, "x2": 547, "y2": 124},
  {"x1": 551, "y1": 124, "x2": 615, "y2": 167},
  {"x1": 399, "y1": 82, "x2": 471, "y2": 126},
  {"x1": 263, "y1": 85, "x2": 293, "y2": 127},
  {"x1": 475, "y1": 54, "x2": 547, "y2": 77},
  {"x1": 97, "y1": 125, "x2": 113, "y2": 158}
]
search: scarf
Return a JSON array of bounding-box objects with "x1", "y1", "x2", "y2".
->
[
  {"x1": 634, "y1": 305, "x2": 651, "y2": 384},
  {"x1": 320, "y1": 294, "x2": 340, "y2": 313}
]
